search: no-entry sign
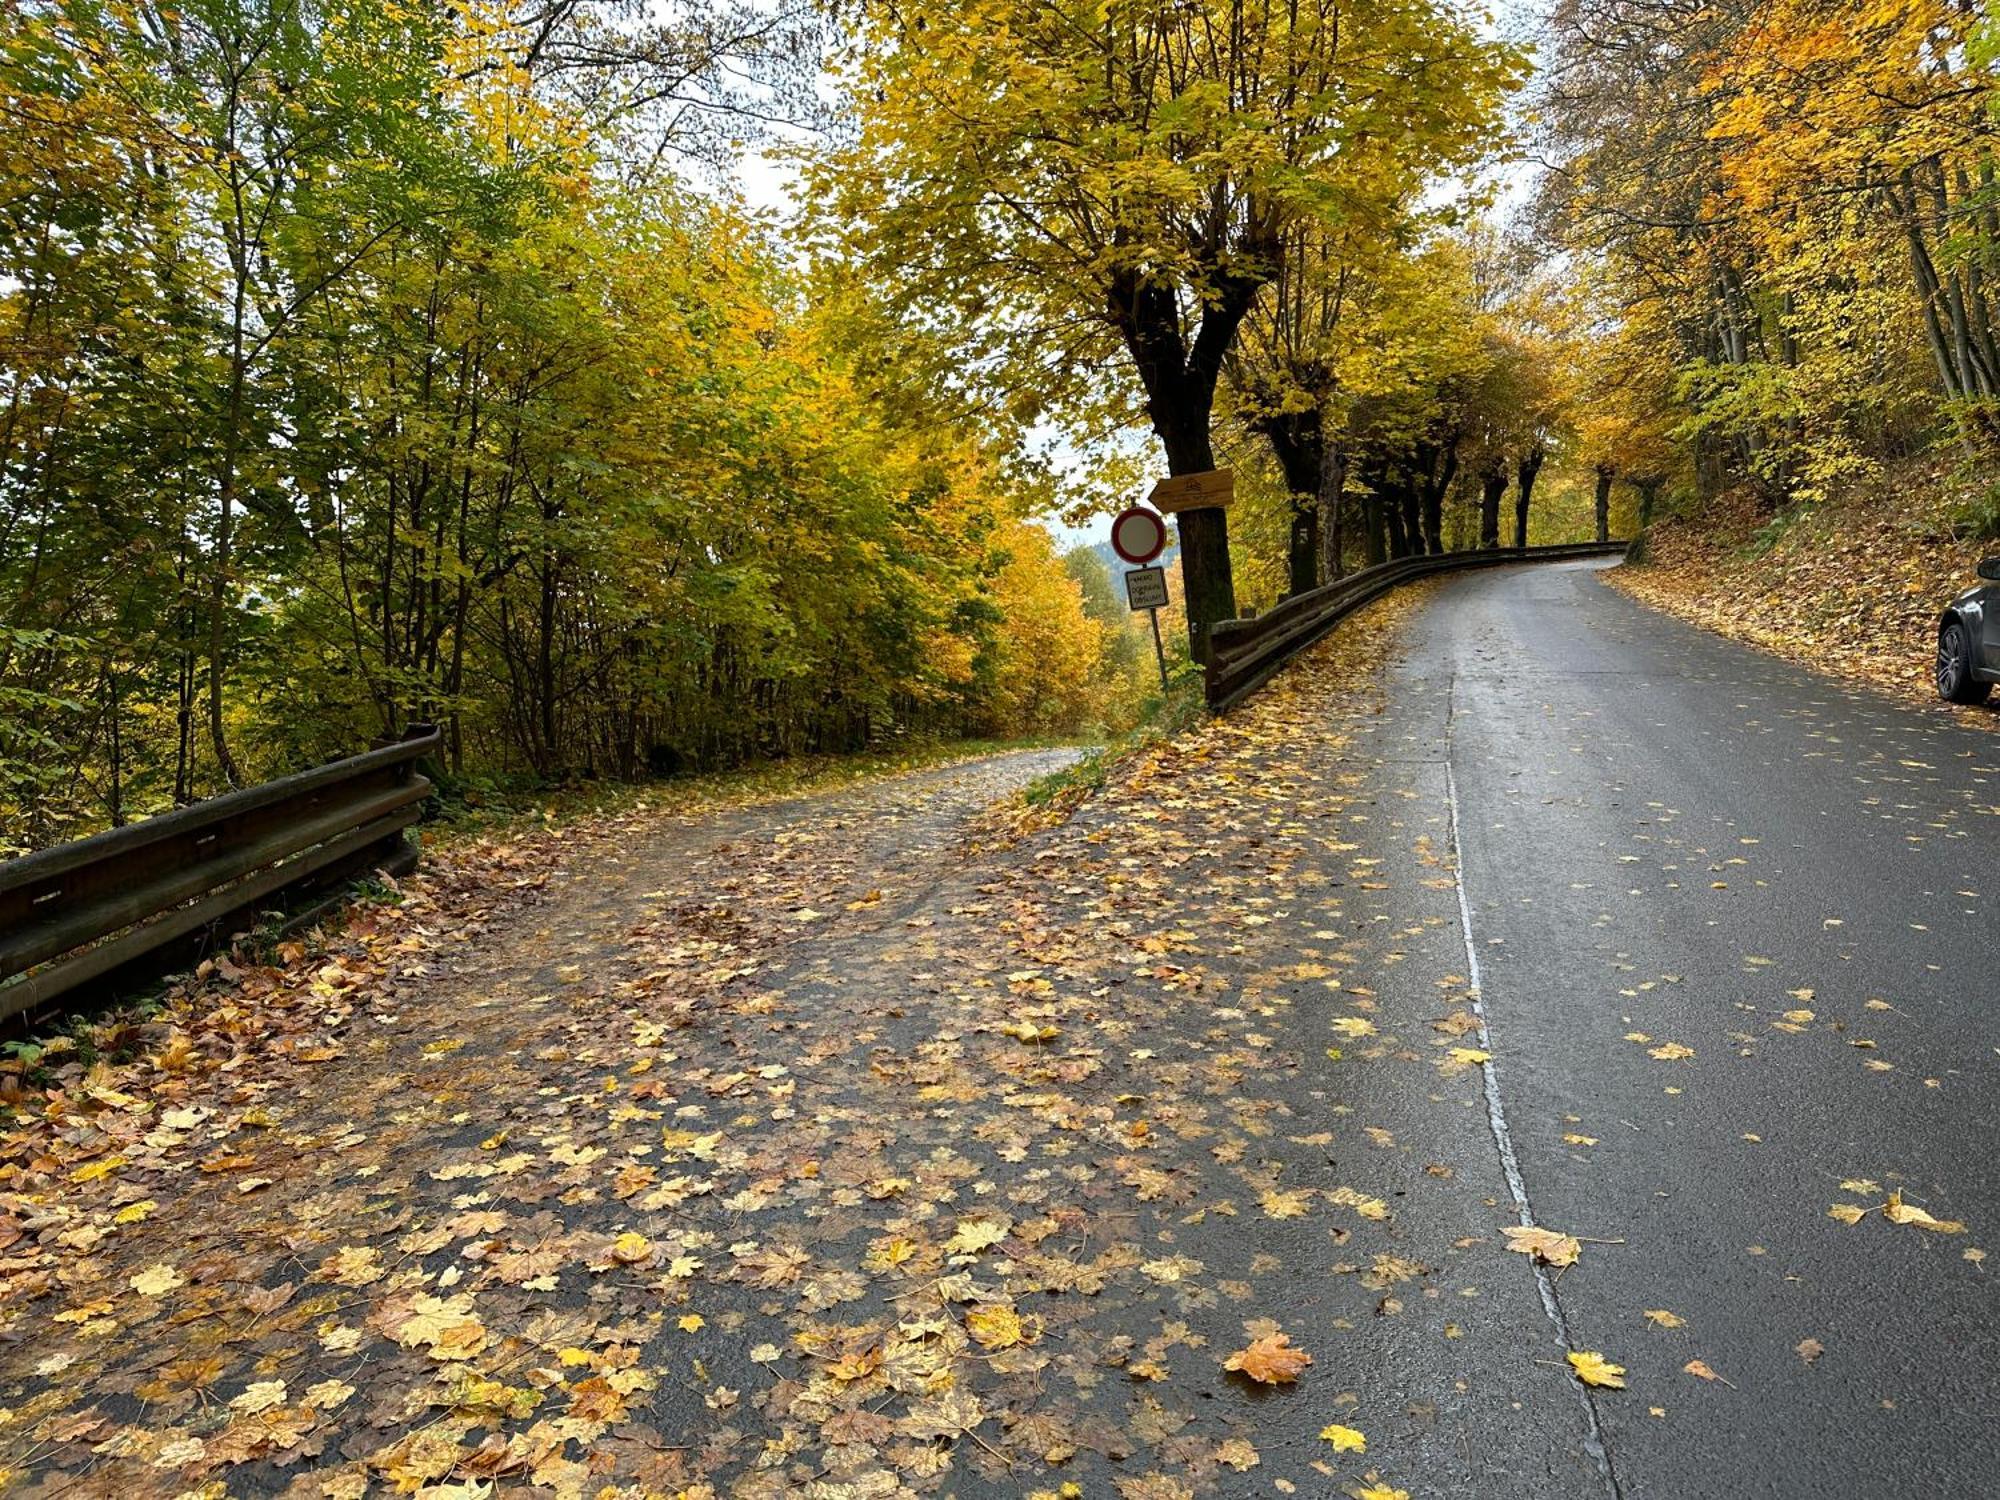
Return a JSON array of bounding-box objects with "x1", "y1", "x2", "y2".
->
[{"x1": 1111, "y1": 505, "x2": 1169, "y2": 565}]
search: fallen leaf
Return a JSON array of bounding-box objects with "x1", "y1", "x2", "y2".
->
[
  {"x1": 1319, "y1": 1423, "x2": 1366, "y2": 1453},
  {"x1": 1642, "y1": 1309, "x2": 1685, "y2": 1329},
  {"x1": 1683, "y1": 1358, "x2": 1733, "y2": 1387},
  {"x1": 1567, "y1": 1351, "x2": 1626, "y2": 1389},
  {"x1": 1216, "y1": 1436, "x2": 1260, "y2": 1471},
  {"x1": 1223, "y1": 1331, "x2": 1313, "y2": 1384},
  {"x1": 1502, "y1": 1224, "x2": 1581, "y2": 1268},
  {"x1": 130, "y1": 1264, "x2": 183, "y2": 1297},
  {"x1": 1796, "y1": 1339, "x2": 1824, "y2": 1365},
  {"x1": 1883, "y1": 1191, "x2": 1965, "y2": 1234},
  {"x1": 230, "y1": 1380, "x2": 287, "y2": 1414}
]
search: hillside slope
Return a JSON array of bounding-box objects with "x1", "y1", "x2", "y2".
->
[{"x1": 1607, "y1": 470, "x2": 1996, "y2": 716}]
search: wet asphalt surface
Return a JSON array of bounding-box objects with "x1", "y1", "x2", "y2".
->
[{"x1": 1392, "y1": 558, "x2": 2000, "y2": 1498}]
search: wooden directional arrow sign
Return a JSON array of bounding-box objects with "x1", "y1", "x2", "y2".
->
[{"x1": 1147, "y1": 468, "x2": 1234, "y2": 514}]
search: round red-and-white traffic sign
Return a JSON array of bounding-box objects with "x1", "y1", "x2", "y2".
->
[{"x1": 1110, "y1": 505, "x2": 1169, "y2": 565}]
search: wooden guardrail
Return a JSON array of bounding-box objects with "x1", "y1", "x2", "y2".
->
[
  {"x1": 0, "y1": 723, "x2": 439, "y2": 1022},
  {"x1": 1206, "y1": 542, "x2": 1629, "y2": 712}
]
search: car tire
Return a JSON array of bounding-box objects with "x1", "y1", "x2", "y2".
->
[{"x1": 1937, "y1": 620, "x2": 1992, "y2": 704}]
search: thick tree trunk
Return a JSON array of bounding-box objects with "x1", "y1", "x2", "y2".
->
[
  {"x1": 1111, "y1": 265, "x2": 1255, "y2": 661},
  {"x1": 1384, "y1": 487, "x2": 1410, "y2": 559},
  {"x1": 1363, "y1": 489, "x2": 1388, "y2": 567},
  {"x1": 1515, "y1": 447, "x2": 1545, "y2": 549},
  {"x1": 1260, "y1": 408, "x2": 1323, "y2": 597},
  {"x1": 1398, "y1": 486, "x2": 1424, "y2": 558},
  {"x1": 1415, "y1": 438, "x2": 1456, "y2": 556},
  {"x1": 1632, "y1": 476, "x2": 1664, "y2": 528},
  {"x1": 1320, "y1": 444, "x2": 1347, "y2": 580},
  {"x1": 1594, "y1": 463, "x2": 1614, "y2": 543},
  {"x1": 1479, "y1": 464, "x2": 1507, "y2": 549},
  {"x1": 1287, "y1": 502, "x2": 1319, "y2": 598}
]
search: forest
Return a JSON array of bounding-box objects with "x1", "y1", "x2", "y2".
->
[{"x1": 6, "y1": 0, "x2": 1998, "y2": 852}]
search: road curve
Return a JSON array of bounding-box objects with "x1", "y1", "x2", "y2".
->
[{"x1": 1389, "y1": 557, "x2": 2000, "y2": 1498}]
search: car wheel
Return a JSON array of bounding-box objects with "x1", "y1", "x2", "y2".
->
[{"x1": 1937, "y1": 621, "x2": 1992, "y2": 704}]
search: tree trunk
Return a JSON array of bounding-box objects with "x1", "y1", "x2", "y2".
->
[
  {"x1": 1320, "y1": 444, "x2": 1347, "y2": 580},
  {"x1": 1398, "y1": 485, "x2": 1424, "y2": 559},
  {"x1": 1363, "y1": 488, "x2": 1388, "y2": 567},
  {"x1": 1261, "y1": 408, "x2": 1323, "y2": 597},
  {"x1": 1287, "y1": 501, "x2": 1319, "y2": 597},
  {"x1": 1594, "y1": 463, "x2": 1614, "y2": 543},
  {"x1": 1633, "y1": 476, "x2": 1664, "y2": 528},
  {"x1": 1382, "y1": 480, "x2": 1411, "y2": 558},
  {"x1": 1515, "y1": 447, "x2": 1546, "y2": 549},
  {"x1": 1112, "y1": 266, "x2": 1252, "y2": 661},
  {"x1": 206, "y1": 311, "x2": 248, "y2": 788},
  {"x1": 1479, "y1": 464, "x2": 1506, "y2": 549},
  {"x1": 1416, "y1": 438, "x2": 1456, "y2": 555}
]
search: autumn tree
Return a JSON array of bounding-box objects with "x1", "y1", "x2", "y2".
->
[
  {"x1": 0, "y1": 0, "x2": 1137, "y2": 851},
  {"x1": 816, "y1": 0, "x2": 1520, "y2": 654}
]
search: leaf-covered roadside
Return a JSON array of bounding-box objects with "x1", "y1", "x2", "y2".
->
[
  {"x1": 0, "y1": 591, "x2": 1556, "y2": 1498},
  {"x1": 1608, "y1": 477, "x2": 1990, "y2": 715}
]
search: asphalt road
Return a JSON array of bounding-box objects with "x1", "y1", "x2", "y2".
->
[{"x1": 1392, "y1": 558, "x2": 2000, "y2": 1497}]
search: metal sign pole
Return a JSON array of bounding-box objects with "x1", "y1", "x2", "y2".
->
[{"x1": 1148, "y1": 607, "x2": 1169, "y2": 695}]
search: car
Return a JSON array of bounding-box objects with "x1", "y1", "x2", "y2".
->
[{"x1": 1937, "y1": 557, "x2": 2000, "y2": 704}]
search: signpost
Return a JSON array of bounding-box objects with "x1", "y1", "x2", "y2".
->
[
  {"x1": 1110, "y1": 505, "x2": 1173, "y2": 694},
  {"x1": 1124, "y1": 566, "x2": 1168, "y2": 609},
  {"x1": 1147, "y1": 468, "x2": 1235, "y2": 515}
]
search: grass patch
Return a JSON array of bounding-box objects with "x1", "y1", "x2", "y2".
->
[{"x1": 1005, "y1": 674, "x2": 1206, "y2": 833}]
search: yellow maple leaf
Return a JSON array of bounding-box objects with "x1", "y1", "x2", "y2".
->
[
  {"x1": 1320, "y1": 1423, "x2": 1367, "y2": 1452},
  {"x1": 678, "y1": 1313, "x2": 705, "y2": 1332},
  {"x1": 945, "y1": 1216, "x2": 1011, "y2": 1255},
  {"x1": 1567, "y1": 1350, "x2": 1627, "y2": 1389},
  {"x1": 130, "y1": 1264, "x2": 183, "y2": 1297},
  {"x1": 230, "y1": 1379, "x2": 287, "y2": 1414},
  {"x1": 966, "y1": 1303, "x2": 1036, "y2": 1349},
  {"x1": 1502, "y1": 1224, "x2": 1581, "y2": 1267},
  {"x1": 611, "y1": 1231, "x2": 653, "y2": 1263},
  {"x1": 999, "y1": 1018, "x2": 1058, "y2": 1042},
  {"x1": 1642, "y1": 1309, "x2": 1685, "y2": 1329},
  {"x1": 1648, "y1": 1042, "x2": 1695, "y2": 1061}
]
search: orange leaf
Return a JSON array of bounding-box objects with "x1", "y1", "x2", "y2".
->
[{"x1": 1223, "y1": 1331, "x2": 1313, "y2": 1384}]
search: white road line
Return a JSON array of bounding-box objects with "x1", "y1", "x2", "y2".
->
[{"x1": 1444, "y1": 676, "x2": 1623, "y2": 1498}]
